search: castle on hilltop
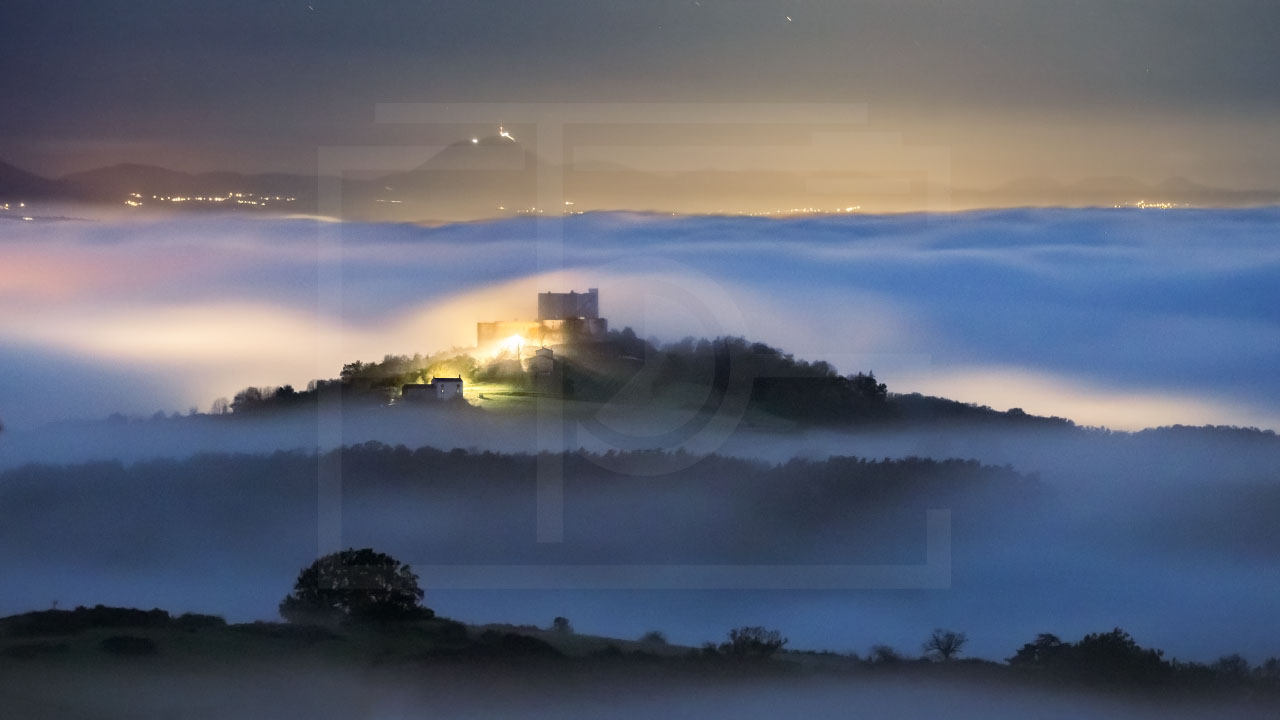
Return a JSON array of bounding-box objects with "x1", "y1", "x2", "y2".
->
[{"x1": 476, "y1": 288, "x2": 609, "y2": 349}]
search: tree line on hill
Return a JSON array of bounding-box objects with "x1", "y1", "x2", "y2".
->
[
  {"x1": 272, "y1": 545, "x2": 1280, "y2": 687},
  {"x1": 209, "y1": 349, "x2": 481, "y2": 414},
  {"x1": 6, "y1": 548, "x2": 1279, "y2": 693},
  {"x1": 194, "y1": 330, "x2": 1074, "y2": 429}
]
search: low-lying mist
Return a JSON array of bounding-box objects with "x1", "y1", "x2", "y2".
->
[
  {"x1": 3, "y1": 424, "x2": 1279, "y2": 663},
  {"x1": 3, "y1": 207, "x2": 1279, "y2": 712},
  {"x1": 3, "y1": 660, "x2": 1270, "y2": 720}
]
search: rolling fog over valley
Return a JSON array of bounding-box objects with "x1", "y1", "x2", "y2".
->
[
  {"x1": 3, "y1": 430, "x2": 1280, "y2": 663},
  {"x1": 6, "y1": 2, "x2": 1280, "y2": 716},
  {"x1": 2, "y1": 208, "x2": 1279, "y2": 432},
  {"x1": 2, "y1": 207, "x2": 1280, "y2": 669}
]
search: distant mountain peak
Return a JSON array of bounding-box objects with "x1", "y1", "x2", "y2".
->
[{"x1": 456, "y1": 127, "x2": 521, "y2": 148}]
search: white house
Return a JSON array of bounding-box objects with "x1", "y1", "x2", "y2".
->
[{"x1": 402, "y1": 376, "x2": 464, "y2": 402}]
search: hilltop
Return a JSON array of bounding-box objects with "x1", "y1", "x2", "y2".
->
[{"x1": 214, "y1": 333, "x2": 1082, "y2": 433}]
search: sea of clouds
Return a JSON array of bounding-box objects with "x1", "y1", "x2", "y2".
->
[
  {"x1": 1, "y1": 207, "x2": 1278, "y2": 431},
  {"x1": 3, "y1": 207, "x2": 1280, "y2": 664}
]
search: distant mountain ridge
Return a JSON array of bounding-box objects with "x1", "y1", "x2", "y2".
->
[
  {"x1": 0, "y1": 160, "x2": 57, "y2": 198},
  {"x1": 3, "y1": 148, "x2": 1278, "y2": 222},
  {"x1": 0, "y1": 160, "x2": 318, "y2": 206},
  {"x1": 0, "y1": 133, "x2": 537, "y2": 222}
]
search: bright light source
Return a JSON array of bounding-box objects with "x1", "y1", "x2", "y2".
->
[
  {"x1": 499, "y1": 334, "x2": 526, "y2": 356},
  {"x1": 471, "y1": 138, "x2": 479, "y2": 144}
]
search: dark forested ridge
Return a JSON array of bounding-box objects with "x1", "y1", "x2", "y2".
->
[{"x1": 0, "y1": 445, "x2": 1038, "y2": 573}]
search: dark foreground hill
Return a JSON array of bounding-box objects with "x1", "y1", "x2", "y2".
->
[{"x1": 2, "y1": 604, "x2": 1278, "y2": 720}]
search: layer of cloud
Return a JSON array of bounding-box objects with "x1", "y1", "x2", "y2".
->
[{"x1": 1, "y1": 207, "x2": 1277, "y2": 430}]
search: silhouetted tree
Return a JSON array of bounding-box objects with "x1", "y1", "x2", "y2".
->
[
  {"x1": 849, "y1": 371, "x2": 888, "y2": 400},
  {"x1": 1012, "y1": 628, "x2": 1171, "y2": 683},
  {"x1": 1213, "y1": 654, "x2": 1252, "y2": 679},
  {"x1": 617, "y1": 326, "x2": 647, "y2": 359},
  {"x1": 209, "y1": 397, "x2": 230, "y2": 415},
  {"x1": 1073, "y1": 628, "x2": 1170, "y2": 682},
  {"x1": 551, "y1": 616, "x2": 573, "y2": 634},
  {"x1": 340, "y1": 360, "x2": 367, "y2": 382},
  {"x1": 720, "y1": 626, "x2": 787, "y2": 659},
  {"x1": 1008, "y1": 633, "x2": 1068, "y2": 667},
  {"x1": 279, "y1": 548, "x2": 429, "y2": 625},
  {"x1": 231, "y1": 386, "x2": 269, "y2": 413},
  {"x1": 922, "y1": 628, "x2": 968, "y2": 661}
]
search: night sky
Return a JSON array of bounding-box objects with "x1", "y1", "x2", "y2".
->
[{"x1": 4, "y1": 0, "x2": 1280, "y2": 189}]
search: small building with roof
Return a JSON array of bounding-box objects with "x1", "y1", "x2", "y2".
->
[{"x1": 402, "y1": 376, "x2": 464, "y2": 402}]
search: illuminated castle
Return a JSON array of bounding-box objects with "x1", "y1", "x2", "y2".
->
[{"x1": 476, "y1": 288, "x2": 608, "y2": 350}]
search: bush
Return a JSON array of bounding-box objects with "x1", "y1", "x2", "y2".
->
[
  {"x1": 475, "y1": 631, "x2": 562, "y2": 658},
  {"x1": 1072, "y1": 628, "x2": 1170, "y2": 683},
  {"x1": 640, "y1": 630, "x2": 668, "y2": 645},
  {"x1": 719, "y1": 626, "x2": 787, "y2": 659},
  {"x1": 1009, "y1": 628, "x2": 1171, "y2": 684},
  {"x1": 869, "y1": 644, "x2": 904, "y2": 664},
  {"x1": 100, "y1": 635, "x2": 158, "y2": 656},
  {"x1": 2, "y1": 605, "x2": 170, "y2": 637},
  {"x1": 174, "y1": 613, "x2": 226, "y2": 631},
  {"x1": 1212, "y1": 654, "x2": 1251, "y2": 679}
]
